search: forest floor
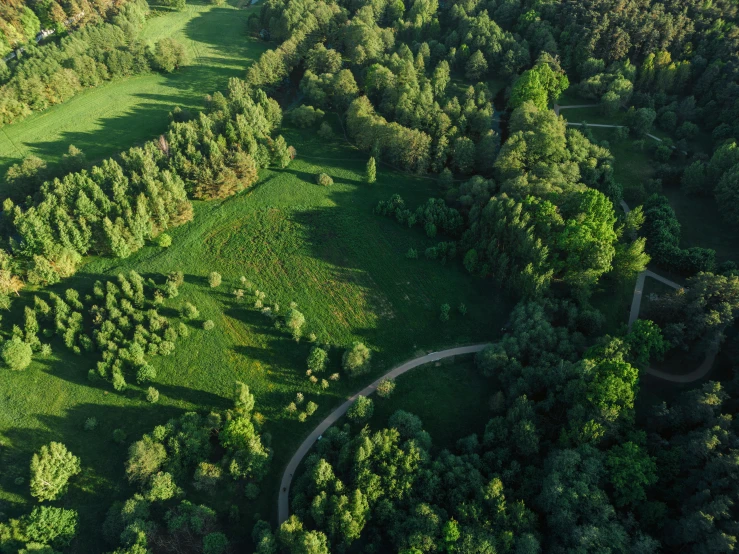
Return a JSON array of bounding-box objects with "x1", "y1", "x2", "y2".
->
[
  {"x1": 0, "y1": 117, "x2": 514, "y2": 551},
  {"x1": 0, "y1": 0, "x2": 268, "y2": 193}
]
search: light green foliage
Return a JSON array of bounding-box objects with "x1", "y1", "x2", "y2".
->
[
  {"x1": 285, "y1": 308, "x2": 306, "y2": 340},
  {"x1": 376, "y1": 378, "x2": 395, "y2": 398},
  {"x1": 203, "y1": 320, "x2": 215, "y2": 331},
  {"x1": 342, "y1": 342, "x2": 371, "y2": 377},
  {"x1": 366, "y1": 157, "x2": 377, "y2": 184},
  {"x1": 24, "y1": 506, "x2": 78, "y2": 548},
  {"x1": 316, "y1": 172, "x2": 333, "y2": 186},
  {"x1": 30, "y1": 442, "x2": 81, "y2": 501},
  {"x1": 307, "y1": 347, "x2": 328, "y2": 373},
  {"x1": 208, "y1": 272, "x2": 222, "y2": 288},
  {"x1": 157, "y1": 233, "x2": 172, "y2": 248},
  {"x1": 125, "y1": 436, "x2": 166, "y2": 484},
  {"x1": 146, "y1": 387, "x2": 160, "y2": 403},
  {"x1": 146, "y1": 471, "x2": 179, "y2": 501},
  {"x1": 439, "y1": 303, "x2": 450, "y2": 322},
  {"x1": 2, "y1": 337, "x2": 33, "y2": 370},
  {"x1": 347, "y1": 395, "x2": 374, "y2": 423}
]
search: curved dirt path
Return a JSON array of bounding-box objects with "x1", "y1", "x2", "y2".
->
[{"x1": 277, "y1": 344, "x2": 487, "y2": 524}]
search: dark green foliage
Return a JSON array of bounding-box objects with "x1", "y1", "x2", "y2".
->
[
  {"x1": 24, "y1": 506, "x2": 78, "y2": 548},
  {"x1": 346, "y1": 395, "x2": 373, "y2": 424}
]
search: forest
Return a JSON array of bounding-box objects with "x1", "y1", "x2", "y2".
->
[{"x1": 0, "y1": 0, "x2": 739, "y2": 552}]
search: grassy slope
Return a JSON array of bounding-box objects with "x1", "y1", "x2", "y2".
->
[
  {"x1": 0, "y1": 0, "x2": 268, "y2": 190},
  {"x1": 0, "y1": 120, "x2": 514, "y2": 551}
]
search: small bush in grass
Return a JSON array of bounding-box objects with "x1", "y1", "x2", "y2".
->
[
  {"x1": 298, "y1": 412, "x2": 307, "y2": 422},
  {"x1": 347, "y1": 396, "x2": 374, "y2": 424},
  {"x1": 458, "y1": 303, "x2": 467, "y2": 315},
  {"x1": 329, "y1": 373, "x2": 340, "y2": 381},
  {"x1": 317, "y1": 122, "x2": 333, "y2": 139},
  {"x1": 286, "y1": 402, "x2": 297, "y2": 414},
  {"x1": 84, "y1": 417, "x2": 97, "y2": 431},
  {"x1": 406, "y1": 248, "x2": 418, "y2": 259},
  {"x1": 296, "y1": 392, "x2": 304, "y2": 405},
  {"x1": 377, "y1": 378, "x2": 396, "y2": 398},
  {"x1": 157, "y1": 233, "x2": 172, "y2": 248},
  {"x1": 244, "y1": 483, "x2": 260, "y2": 500},
  {"x1": 112, "y1": 372, "x2": 126, "y2": 391},
  {"x1": 113, "y1": 429, "x2": 127, "y2": 443},
  {"x1": 307, "y1": 346, "x2": 328, "y2": 373},
  {"x1": 136, "y1": 364, "x2": 156, "y2": 384},
  {"x1": 40, "y1": 343, "x2": 52, "y2": 356},
  {"x1": 316, "y1": 172, "x2": 333, "y2": 186},
  {"x1": 208, "y1": 272, "x2": 222, "y2": 288},
  {"x1": 146, "y1": 387, "x2": 160, "y2": 403},
  {"x1": 203, "y1": 320, "x2": 215, "y2": 331},
  {"x1": 181, "y1": 302, "x2": 199, "y2": 319},
  {"x1": 321, "y1": 379, "x2": 329, "y2": 390},
  {"x1": 306, "y1": 401, "x2": 318, "y2": 416},
  {"x1": 440, "y1": 303, "x2": 451, "y2": 322}
]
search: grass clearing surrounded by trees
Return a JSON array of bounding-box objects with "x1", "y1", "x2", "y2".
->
[
  {"x1": 0, "y1": 0, "x2": 268, "y2": 187},
  {"x1": 0, "y1": 121, "x2": 513, "y2": 551}
]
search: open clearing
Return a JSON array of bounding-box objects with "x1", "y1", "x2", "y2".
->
[
  {"x1": 0, "y1": 122, "x2": 513, "y2": 551},
  {"x1": 0, "y1": 0, "x2": 268, "y2": 186}
]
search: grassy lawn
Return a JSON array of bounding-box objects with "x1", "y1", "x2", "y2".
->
[
  {"x1": 368, "y1": 357, "x2": 494, "y2": 450},
  {"x1": 0, "y1": 0, "x2": 268, "y2": 191},
  {"x1": 662, "y1": 186, "x2": 739, "y2": 264},
  {"x1": 0, "y1": 123, "x2": 514, "y2": 551}
]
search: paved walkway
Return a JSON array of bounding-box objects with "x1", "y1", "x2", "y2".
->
[
  {"x1": 277, "y1": 344, "x2": 487, "y2": 524},
  {"x1": 553, "y1": 103, "x2": 598, "y2": 116}
]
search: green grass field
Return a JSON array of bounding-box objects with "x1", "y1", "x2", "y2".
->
[
  {"x1": 0, "y1": 0, "x2": 268, "y2": 192},
  {"x1": 368, "y1": 357, "x2": 494, "y2": 450},
  {"x1": 0, "y1": 121, "x2": 514, "y2": 551}
]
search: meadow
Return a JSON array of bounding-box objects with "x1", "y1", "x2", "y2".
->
[
  {"x1": 0, "y1": 120, "x2": 514, "y2": 551},
  {"x1": 0, "y1": 0, "x2": 268, "y2": 187}
]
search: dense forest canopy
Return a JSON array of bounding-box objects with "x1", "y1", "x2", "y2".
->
[{"x1": 1, "y1": 0, "x2": 739, "y2": 552}]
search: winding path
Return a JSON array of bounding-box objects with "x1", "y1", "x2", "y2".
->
[{"x1": 277, "y1": 344, "x2": 487, "y2": 524}]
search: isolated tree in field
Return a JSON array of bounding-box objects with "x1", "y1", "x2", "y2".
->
[
  {"x1": 30, "y1": 442, "x2": 81, "y2": 501},
  {"x1": 157, "y1": 233, "x2": 172, "y2": 248},
  {"x1": 366, "y1": 157, "x2": 376, "y2": 184},
  {"x1": 376, "y1": 378, "x2": 395, "y2": 398},
  {"x1": 272, "y1": 136, "x2": 293, "y2": 168},
  {"x1": 307, "y1": 346, "x2": 328, "y2": 373},
  {"x1": 2, "y1": 336, "x2": 33, "y2": 370},
  {"x1": 146, "y1": 387, "x2": 159, "y2": 403},
  {"x1": 181, "y1": 302, "x2": 199, "y2": 319},
  {"x1": 152, "y1": 38, "x2": 188, "y2": 73},
  {"x1": 316, "y1": 172, "x2": 333, "y2": 186},
  {"x1": 342, "y1": 342, "x2": 371, "y2": 376},
  {"x1": 286, "y1": 308, "x2": 306, "y2": 340},
  {"x1": 208, "y1": 272, "x2": 222, "y2": 288},
  {"x1": 347, "y1": 396, "x2": 374, "y2": 424}
]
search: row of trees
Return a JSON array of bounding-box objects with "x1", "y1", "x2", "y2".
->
[{"x1": 0, "y1": 0, "x2": 188, "y2": 127}]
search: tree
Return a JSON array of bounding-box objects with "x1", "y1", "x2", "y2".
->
[
  {"x1": 30, "y1": 442, "x2": 81, "y2": 501},
  {"x1": 2, "y1": 337, "x2": 33, "y2": 370},
  {"x1": 626, "y1": 107, "x2": 656, "y2": 137},
  {"x1": 342, "y1": 342, "x2": 371, "y2": 376},
  {"x1": 377, "y1": 378, "x2": 395, "y2": 398},
  {"x1": 366, "y1": 157, "x2": 377, "y2": 184},
  {"x1": 316, "y1": 172, "x2": 333, "y2": 186},
  {"x1": 606, "y1": 441, "x2": 657, "y2": 507},
  {"x1": 151, "y1": 38, "x2": 188, "y2": 73},
  {"x1": 272, "y1": 136, "x2": 293, "y2": 168},
  {"x1": 440, "y1": 303, "x2": 450, "y2": 321},
  {"x1": 307, "y1": 347, "x2": 328, "y2": 373},
  {"x1": 286, "y1": 308, "x2": 306, "y2": 340},
  {"x1": 715, "y1": 165, "x2": 739, "y2": 227},
  {"x1": 126, "y1": 436, "x2": 166, "y2": 483},
  {"x1": 146, "y1": 387, "x2": 160, "y2": 403},
  {"x1": 203, "y1": 532, "x2": 229, "y2": 554},
  {"x1": 208, "y1": 272, "x2": 222, "y2": 287},
  {"x1": 347, "y1": 395, "x2": 374, "y2": 424},
  {"x1": 465, "y1": 50, "x2": 488, "y2": 80},
  {"x1": 24, "y1": 506, "x2": 78, "y2": 548},
  {"x1": 234, "y1": 381, "x2": 255, "y2": 414}
]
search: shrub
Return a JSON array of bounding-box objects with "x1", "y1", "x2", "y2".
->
[
  {"x1": 2, "y1": 337, "x2": 33, "y2": 370},
  {"x1": 181, "y1": 302, "x2": 200, "y2": 319},
  {"x1": 157, "y1": 233, "x2": 172, "y2": 248},
  {"x1": 316, "y1": 172, "x2": 333, "y2": 186},
  {"x1": 376, "y1": 378, "x2": 396, "y2": 398},
  {"x1": 137, "y1": 364, "x2": 157, "y2": 384},
  {"x1": 84, "y1": 417, "x2": 98, "y2": 431},
  {"x1": 147, "y1": 471, "x2": 179, "y2": 501},
  {"x1": 440, "y1": 303, "x2": 451, "y2": 321},
  {"x1": 113, "y1": 429, "x2": 127, "y2": 444},
  {"x1": 317, "y1": 121, "x2": 334, "y2": 139},
  {"x1": 203, "y1": 532, "x2": 229, "y2": 554},
  {"x1": 289, "y1": 105, "x2": 325, "y2": 128},
  {"x1": 342, "y1": 342, "x2": 371, "y2": 376},
  {"x1": 203, "y1": 320, "x2": 215, "y2": 331},
  {"x1": 307, "y1": 346, "x2": 328, "y2": 373},
  {"x1": 306, "y1": 401, "x2": 318, "y2": 416},
  {"x1": 406, "y1": 248, "x2": 418, "y2": 259},
  {"x1": 458, "y1": 303, "x2": 467, "y2": 315},
  {"x1": 112, "y1": 372, "x2": 127, "y2": 391},
  {"x1": 146, "y1": 387, "x2": 160, "y2": 403},
  {"x1": 208, "y1": 272, "x2": 222, "y2": 288},
  {"x1": 347, "y1": 396, "x2": 374, "y2": 423},
  {"x1": 298, "y1": 412, "x2": 308, "y2": 422}
]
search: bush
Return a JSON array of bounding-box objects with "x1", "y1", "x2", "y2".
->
[
  {"x1": 307, "y1": 347, "x2": 328, "y2": 373},
  {"x1": 2, "y1": 337, "x2": 33, "y2": 370},
  {"x1": 151, "y1": 38, "x2": 189, "y2": 73},
  {"x1": 136, "y1": 364, "x2": 156, "y2": 384},
  {"x1": 316, "y1": 172, "x2": 333, "y2": 186},
  {"x1": 306, "y1": 401, "x2": 318, "y2": 415},
  {"x1": 181, "y1": 302, "x2": 200, "y2": 319},
  {"x1": 289, "y1": 105, "x2": 325, "y2": 128},
  {"x1": 203, "y1": 531, "x2": 229, "y2": 554},
  {"x1": 113, "y1": 429, "x2": 127, "y2": 443},
  {"x1": 157, "y1": 233, "x2": 172, "y2": 248},
  {"x1": 406, "y1": 248, "x2": 418, "y2": 259},
  {"x1": 146, "y1": 387, "x2": 160, "y2": 403},
  {"x1": 440, "y1": 303, "x2": 451, "y2": 322},
  {"x1": 208, "y1": 272, "x2": 222, "y2": 288},
  {"x1": 317, "y1": 121, "x2": 334, "y2": 139},
  {"x1": 84, "y1": 417, "x2": 98, "y2": 431},
  {"x1": 30, "y1": 443, "x2": 81, "y2": 501},
  {"x1": 376, "y1": 378, "x2": 395, "y2": 398},
  {"x1": 203, "y1": 320, "x2": 215, "y2": 331},
  {"x1": 342, "y1": 342, "x2": 371, "y2": 376},
  {"x1": 347, "y1": 395, "x2": 374, "y2": 423}
]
